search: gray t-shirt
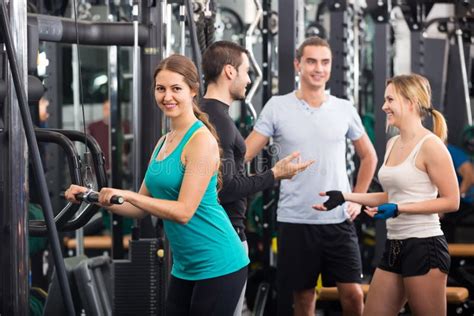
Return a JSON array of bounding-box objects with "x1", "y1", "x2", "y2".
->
[{"x1": 254, "y1": 91, "x2": 366, "y2": 224}]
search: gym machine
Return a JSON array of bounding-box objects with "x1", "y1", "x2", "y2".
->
[{"x1": 0, "y1": 0, "x2": 206, "y2": 314}]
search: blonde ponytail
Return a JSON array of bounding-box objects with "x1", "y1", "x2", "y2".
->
[
  {"x1": 387, "y1": 74, "x2": 448, "y2": 142},
  {"x1": 431, "y1": 108, "x2": 448, "y2": 142}
]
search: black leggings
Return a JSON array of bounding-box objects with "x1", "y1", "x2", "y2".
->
[{"x1": 166, "y1": 266, "x2": 247, "y2": 316}]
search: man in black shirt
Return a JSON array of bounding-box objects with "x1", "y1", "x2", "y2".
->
[{"x1": 201, "y1": 41, "x2": 313, "y2": 316}]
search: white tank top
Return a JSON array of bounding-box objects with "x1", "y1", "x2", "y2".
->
[{"x1": 378, "y1": 134, "x2": 443, "y2": 240}]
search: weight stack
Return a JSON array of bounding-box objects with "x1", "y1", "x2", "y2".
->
[{"x1": 113, "y1": 238, "x2": 167, "y2": 315}]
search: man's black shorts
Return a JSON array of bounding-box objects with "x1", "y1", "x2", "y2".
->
[
  {"x1": 378, "y1": 235, "x2": 450, "y2": 277},
  {"x1": 277, "y1": 220, "x2": 362, "y2": 291}
]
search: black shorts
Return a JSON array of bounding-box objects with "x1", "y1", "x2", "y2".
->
[
  {"x1": 277, "y1": 221, "x2": 362, "y2": 290},
  {"x1": 378, "y1": 235, "x2": 450, "y2": 277}
]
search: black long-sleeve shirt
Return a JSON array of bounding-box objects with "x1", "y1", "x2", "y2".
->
[{"x1": 200, "y1": 99, "x2": 275, "y2": 238}]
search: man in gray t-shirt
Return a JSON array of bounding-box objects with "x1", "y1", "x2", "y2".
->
[{"x1": 245, "y1": 37, "x2": 377, "y2": 315}]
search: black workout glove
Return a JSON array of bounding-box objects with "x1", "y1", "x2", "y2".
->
[{"x1": 323, "y1": 191, "x2": 345, "y2": 210}]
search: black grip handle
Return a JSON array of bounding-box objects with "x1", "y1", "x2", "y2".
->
[
  {"x1": 110, "y1": 195, "x2": 125, "y2": 205},
  {"x1": 75, "y1": 192, "x2": 97, "y2": 203},
  {"x1": 75, "y1": 191, "x2": 124, "y2": 205}
]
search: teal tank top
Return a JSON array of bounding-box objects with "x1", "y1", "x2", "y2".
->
[{"x1": 144, "y1": 120, "x2": 249, "y2": 280}]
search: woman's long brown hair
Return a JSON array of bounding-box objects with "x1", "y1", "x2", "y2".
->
[{"x1": 153, "y1": 54, "x2": 223, "y2": 189}]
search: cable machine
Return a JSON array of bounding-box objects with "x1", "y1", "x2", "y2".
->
[{"x1": 0, "y1": 0, "x2": 165, "y2": 314}]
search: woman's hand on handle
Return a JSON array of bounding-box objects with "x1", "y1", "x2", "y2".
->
[
  {"x1": 64, "y1": 184, "x2": 125, "y2": 207},
  {"x1": 64, "y1": 184, "x2": 89, "y2": 204},
  {"x1": 97, "y1": 187, "x2": 127, "y2": 207}
]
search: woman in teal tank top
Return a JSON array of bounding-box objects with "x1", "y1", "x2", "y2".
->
[{"x1": 65, "y1": 55, "x2": 248, "y2": 315}]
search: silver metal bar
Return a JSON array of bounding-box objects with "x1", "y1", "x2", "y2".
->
[
  {"x1": 179, "y1": 5, "x2": 186, "y2": 55},
  {"x1": 244, "y1": 0, "x2": 263, "y2": 122},
  {"x1": 8, "y1": 0, "x2": 29, "y2": 313},
  {"x1": 107, "y1": 22, "x2": 118, "y2": 180},
  {"x1": 71, "y1": 52, "x2": 81, "y2": 133},
  {"x1": 161, "y1": 0, "x2": 168, "y2": 59},
  {"x1": 132, "y1": 1, "x2": 142, "y2": 192},
  {"x1": 165, "y1": 3, "x2": 172, "y2": 57},
  {"x1": 297, "y1": 0, "x2": 305, "y2": 46},
  {"x1": 70, "y1": 5, "x2": 84, "y2": 256},
  {"x1": 455, "y1": 28, "x2": 472, "y2": 125}
]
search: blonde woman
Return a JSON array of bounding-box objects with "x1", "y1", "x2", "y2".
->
[{"x1": 314, "y1": 74, "x2": 459, "y2": 315}]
